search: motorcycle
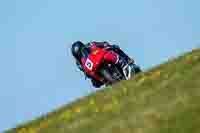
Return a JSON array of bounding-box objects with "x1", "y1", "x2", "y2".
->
[{"x1": 82, "y1": 47, "x2": 141, "y2": 87}]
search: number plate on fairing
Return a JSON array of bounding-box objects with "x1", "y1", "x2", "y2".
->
[{"x1": 85, "y1": 58, "x2": 94, "y2": 70}]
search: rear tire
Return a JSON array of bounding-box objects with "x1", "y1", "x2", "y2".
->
[
  {"x1": 135, "y1": 66, "x2": 142, "y2": 73},
  {"x1": 130, "y1": 64, "x2": 142, "y2": 75}
]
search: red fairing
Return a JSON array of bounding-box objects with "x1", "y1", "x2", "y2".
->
[
  {"x1": 81, "y1": 47, "x2": 106, "y2": 81},
  {"x1": 81, "y1": 43, "x2": 118, "y2": 82},
  {"x1": 89, "y1": 43, "x2": 118, "y2": 66}
]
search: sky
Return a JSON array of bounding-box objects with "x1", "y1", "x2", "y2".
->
[{"x1": 0, "y1": 0, "x2": 199, "y2": 131}]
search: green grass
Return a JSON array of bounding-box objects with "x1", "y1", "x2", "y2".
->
[{"x1": 5, "y1": 48, "x2": 200, "y2": 133}]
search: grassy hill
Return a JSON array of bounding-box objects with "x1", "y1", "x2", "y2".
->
[{"x1": 5, "y1": 48, "x2": 200, "y2": 133}]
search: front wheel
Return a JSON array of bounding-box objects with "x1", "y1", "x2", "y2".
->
[{"x1": 91, "y1": 79, "x2": 104, "y2": 88}]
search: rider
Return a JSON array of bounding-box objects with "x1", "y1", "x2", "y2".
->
[{"x1": 71, "y1": 41, "x2": 131, "y2": 87}]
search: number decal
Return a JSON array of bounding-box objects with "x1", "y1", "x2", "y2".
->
[{"x1": 85, "y1": 58, "x2": 93, "y2": 70}]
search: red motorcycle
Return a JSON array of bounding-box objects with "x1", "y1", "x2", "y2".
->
[{"x1": 81, "y1": 47, "x2": 141, "y2": 87}]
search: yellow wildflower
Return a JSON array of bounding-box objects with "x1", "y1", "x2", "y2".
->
[
  {"x1": 137, "y1": 77, "x2": 146, "y2": 85},
  {"x1": 17, "y1": 128, "x2": 27, "y2": 133},
  {"x1": 89, "y1": 99, "x2": 96, "y2": 105},
  {"x1": 27, "y1": 128, "x2": 37, "y2": 133},
  {"x1": 154, "y1": 71, "x2": 161, "y2": 77},
  {"x1": 39, "y1": 121, "x2": 49, "y2": 129},
  {"x1": 74, "y1": 107, "x2": 81, "y2": 113}
]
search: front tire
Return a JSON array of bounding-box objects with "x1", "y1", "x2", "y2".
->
[{"x1": 91, "y1": 79, "x2": 104, "y2": 88}]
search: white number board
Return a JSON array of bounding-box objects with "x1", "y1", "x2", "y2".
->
[{"x1": 85, "y1": 58, "x2": 93, "y2": 70}]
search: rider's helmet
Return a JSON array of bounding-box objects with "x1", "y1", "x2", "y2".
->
[{"x1": 71, "y1": 41, "x2": 85, "y2": 61}]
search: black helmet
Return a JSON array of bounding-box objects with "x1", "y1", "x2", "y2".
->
[{"x1": 71, "y1": 41, "x2": 85, "y2": 60}]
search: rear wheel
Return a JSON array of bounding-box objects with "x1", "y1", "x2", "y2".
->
[
  {"x1": 130, "y1": 64, "x2": 142, "y2": 75},
  {"x1": 135, "y1": 66, "x2": 142, "y2": 73}
]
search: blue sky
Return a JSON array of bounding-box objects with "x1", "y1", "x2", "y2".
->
[{"x1": 0, "y1": 0, "x2": 199, "y2": 131}]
